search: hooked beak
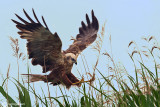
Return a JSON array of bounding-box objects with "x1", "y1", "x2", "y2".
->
[
  {"x1": 75, "y1": 62, "x2": 77, "y2": 65},
  {"x1": 72, "y1": 58, "x2": 77, "y2": 65}
]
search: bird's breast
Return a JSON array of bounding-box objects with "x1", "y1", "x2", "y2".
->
[{"x1": 64, "y1": 64, "x2": 73, "y2": 74}]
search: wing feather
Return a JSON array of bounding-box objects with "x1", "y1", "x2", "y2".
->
[
  {"x1": 32, "y1": 9, "x2": 41, "y2": 24},
  {"x1": 15, "y1": 14, "x2": 29, "y2": 24},
  {"x1": 64, "y1": 10, "x2": 99, "y2": 56},
  {"x1": 23, "y1": 9, "x2": 35, "y2": 23},
  {"x1": 12, "y1": 9, "x2": 62, "y2": 73},
  {"x1": 42, "y1": 16, "x2": 49, "y2": 30}
]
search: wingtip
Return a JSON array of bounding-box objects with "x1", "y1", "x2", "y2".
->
[
  {"x1": 32, "y1": 8, "x2": 35, "y2": 13},
  {"x1": 11, "y1": 19, "x2": 19, "y2": 25},
  {"x1": 91, "y1": 10, "x2": 94, "y2": 16},
  {"x1": 15, "y1": 13, "x2": 19, "y2": 17},
  {"x1": 85, "y1": 13, "x2": 88, "y2": 18},
  {"x1": 32, "y1": 9, "x2": 41, "y2": 24},
  {"x1": 95, "y1": 17, "x2": 99, "y2": 30},
  {"x1": 81, "y1": 21, "x2": 86, "y2": 30},
  {"x1": 86, "y1": 13, "x2": 89, "y2": 19},
  {"x1": 85, "y1": 13, "x2": 91, "y2": 27},
  {"x1": 32, "y1": 8, "x2": 36, "y2": 17},
  {"x1": 11, "y1": 19, "x2": 16, "y2": 23},
  {"x1": 91, "y1": 10, "x2": 99, "y2": 30},
  {"x1": 41, "y1": 16, "x2": 49, "y2": 30},
  {"x1": 23, "y1": 8, "x2": 26, "y2": 12},
  {"x1": 23, "y1": 8, "x2": 27, "y2": 15}
]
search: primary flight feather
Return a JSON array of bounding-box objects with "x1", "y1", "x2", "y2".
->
[{"x1": 12, "y1": 9, "x2": 99, "y2": 88}]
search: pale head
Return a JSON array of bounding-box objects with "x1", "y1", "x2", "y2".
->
[{"x1": 65, "y1": 53, "x2": 77, "y2": 65}]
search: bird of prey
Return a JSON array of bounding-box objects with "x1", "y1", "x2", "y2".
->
[{"x1": 12, "y1": 9, "x2": 99, "y2": 88}]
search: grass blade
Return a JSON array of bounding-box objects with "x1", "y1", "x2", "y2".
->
[{"x1": 0, "y1": 86, "x2": 18, "y2": 107}]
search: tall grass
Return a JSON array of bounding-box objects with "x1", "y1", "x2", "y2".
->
[{"x1": 1, "y1": 25, "x2": 160, "y2": 106}]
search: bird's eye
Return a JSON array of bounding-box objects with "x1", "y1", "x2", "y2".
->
[
  {"x1": 71, "y1": 58, "x2": 75, "y2": 61},
  {"x1": 67, "y1": 56, "x2": 70, "y2": 60}
]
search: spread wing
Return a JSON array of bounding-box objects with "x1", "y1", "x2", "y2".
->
[
  {"x1": 64, "y1": 10, "x2": 99, "y2": 56},
  {"x1": 12, "y1": 9, "x2": 62, "y2": 72}
]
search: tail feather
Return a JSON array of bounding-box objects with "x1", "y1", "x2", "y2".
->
[{"x1": 21, "y1": 74, "x2": 47, "y2": 83}]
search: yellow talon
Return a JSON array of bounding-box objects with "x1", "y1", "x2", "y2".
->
[
  {"x1": 72, "y1": 73, "x2": 95, "y2": 85},
  {"x1": 72, "y1": 77, "x2": 84, "y2": 85}
]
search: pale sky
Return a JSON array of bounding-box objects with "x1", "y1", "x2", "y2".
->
[{"x1": 0, "y1": 0, "x2": 160, "y2": 105}]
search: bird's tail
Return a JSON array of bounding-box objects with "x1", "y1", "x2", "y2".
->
[{"x1": 21, "y1": 74, "x2": 47, "y2": 83}]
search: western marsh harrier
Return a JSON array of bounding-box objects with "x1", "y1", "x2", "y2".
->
[{"x1": 12, "y1": 9, "x2": 99, "y2": 88}]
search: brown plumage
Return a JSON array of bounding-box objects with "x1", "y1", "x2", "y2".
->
[{"x1": 12, "y1": 9, "x2": 99, "y2": 89}]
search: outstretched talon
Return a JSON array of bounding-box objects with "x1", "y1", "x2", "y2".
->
[
  {"x1": 72, "y1": 73, "x2": 95, "y2": 85},
  {"x1": 72, "y1": 77, "x2": 84, "y2": 86}
]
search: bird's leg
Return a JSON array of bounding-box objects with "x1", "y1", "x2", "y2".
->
[
  {"x1": 72, "y1": 73, "x2": 95, "y2": 85},
  {"x1": 61, "y1": 73, "x2": 72, "y2": 89},
  {"x1": 72, "y1": 77, "x2": 92, "y2": 85},
  {"x1": 72, "y1": 77, "x2": 84, "y2": 85},
  {"x1": 66, "y1": 73, "x2": 81, "y2": 87}
]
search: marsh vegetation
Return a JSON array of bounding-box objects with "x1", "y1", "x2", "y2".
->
[{"x1": 1, "y1": 24, "x2": 160, "y2": 107}]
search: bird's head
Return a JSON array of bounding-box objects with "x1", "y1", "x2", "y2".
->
[{"x1": 65, "y1": 53, "x2": 77, "y2": 65}]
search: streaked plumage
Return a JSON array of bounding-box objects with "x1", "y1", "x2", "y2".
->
[{"x1": 12, "y1": 9, "x2": 99, "y2": 88}]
